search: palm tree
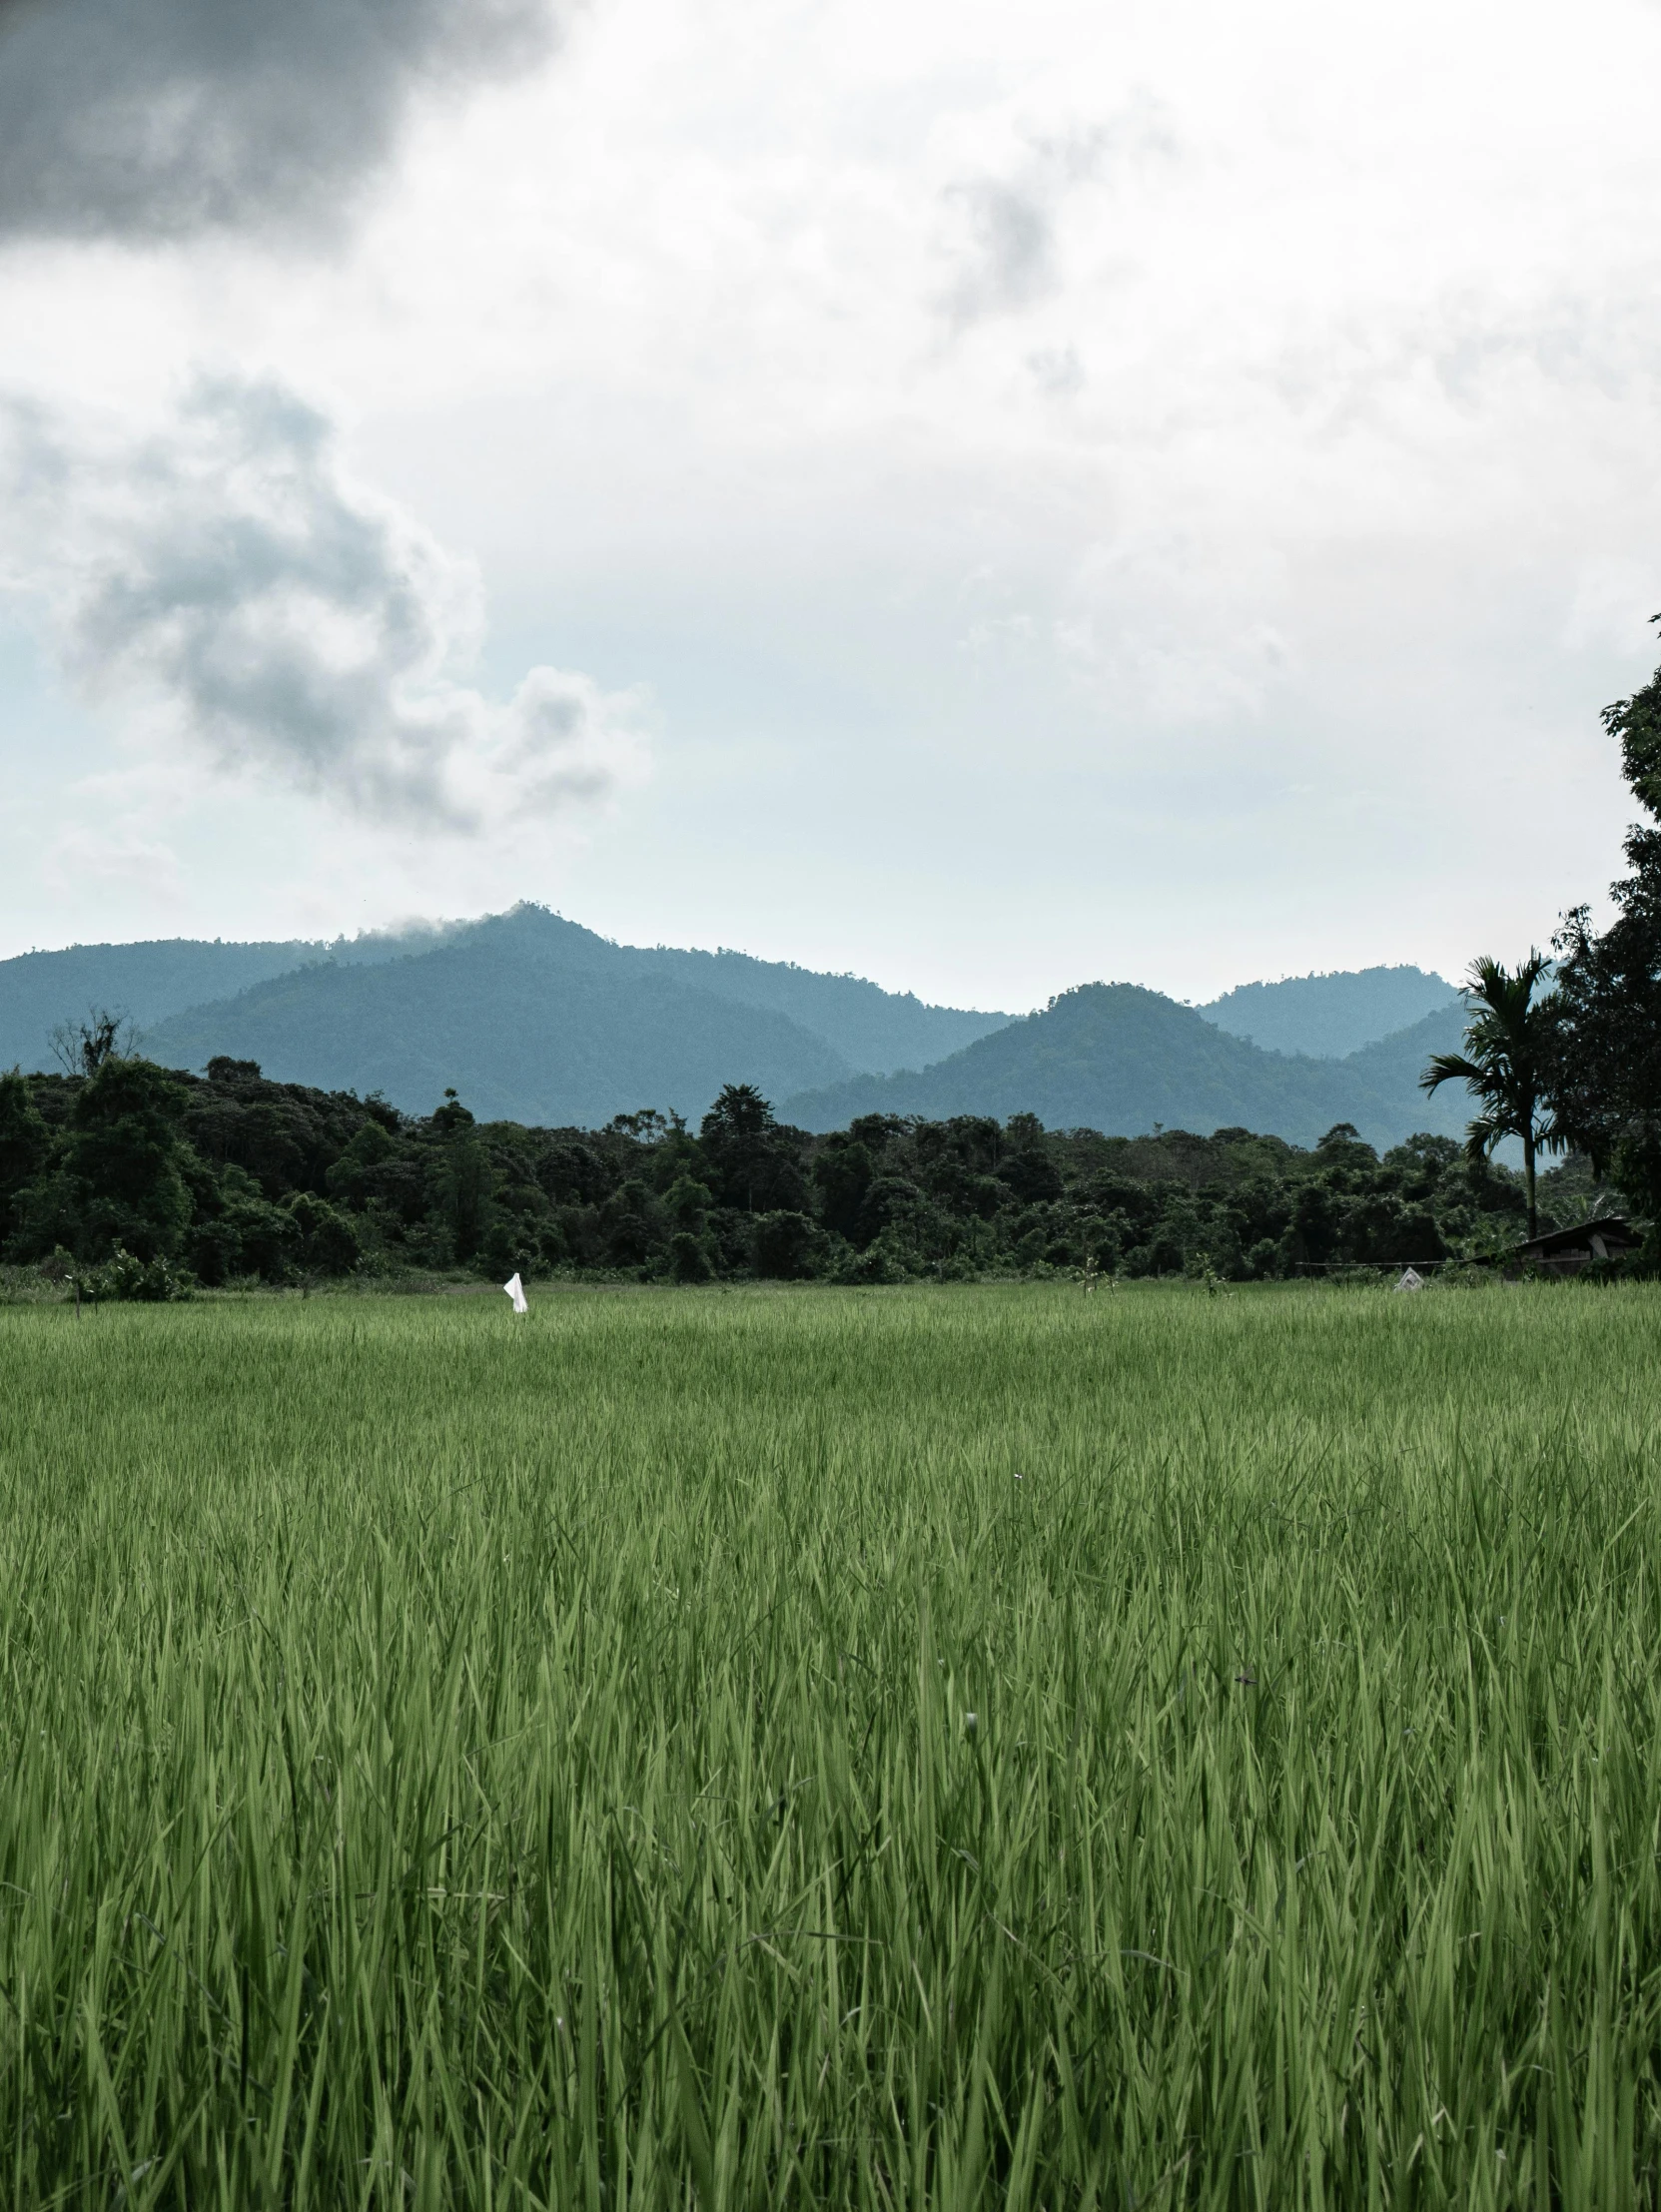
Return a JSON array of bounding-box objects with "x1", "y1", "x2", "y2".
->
[{"x1": 1421, "y1": 952, "x2": 1561, "y2": 1238}]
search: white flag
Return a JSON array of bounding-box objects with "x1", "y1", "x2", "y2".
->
[{"x1": 503, "y1": 1272, "x2": 528, "y2": 1314}]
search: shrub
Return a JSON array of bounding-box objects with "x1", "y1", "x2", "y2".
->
[
  {"x1": 668, "y1": 1230, "x2": 715, "y2": 1283},
  {"x1": 72, "y1": 1244, "x2": 189, "y2": 1302}
]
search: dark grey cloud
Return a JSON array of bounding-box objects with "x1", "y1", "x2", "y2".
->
[
  {"x1": 0, "y1": 0, "x2": 562, "y2": 242},
  {"x1": 0, "y1": 373, "x2": 644, "y2": 830}
]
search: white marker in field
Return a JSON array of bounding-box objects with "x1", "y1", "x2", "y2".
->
[
  {"x1": 1395, "y1": 1267, "x2": 1424, "y2": 1293},
  {"x1": 503, "y1": 1272, "x2": 528, "y2": 1314}
]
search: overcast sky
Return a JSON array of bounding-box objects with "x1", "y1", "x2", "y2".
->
[{"x1": 1, "y1": 0, "x2": 1658, "y2": 1009}]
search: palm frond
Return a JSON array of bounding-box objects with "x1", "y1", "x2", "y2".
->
[
  {"x1": 1459, "y1": 1110, "x2": 1508, "y2": 1166},
  {"x1": 1421, "y1": 1053, "x2": 1484, "y2": 1097},
  {"x1": 1420, "y1": 950, "x2": 1560, "y2": 1167}
]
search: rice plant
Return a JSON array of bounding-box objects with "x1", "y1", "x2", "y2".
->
[{"x1": 0, "y1": 1279, "x2": 1656, "y2": 2207}]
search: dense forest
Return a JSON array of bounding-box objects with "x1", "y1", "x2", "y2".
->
[{"x1": 0, "y1": 1046, "x2": 1592, "y2": 1298}]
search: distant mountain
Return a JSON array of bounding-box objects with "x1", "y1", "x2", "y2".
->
[
  {"x1": 6, "y1": 909, "x2": 1481, "y2": 1149},
  {"x1": 1201, "y1": 964, "x2": 1458, "y2": 1059},
  {"x1": 0, "y1": 936, "x2": 326, "y2": 1074},
  {"x1": 785, "y1": 984, "x2": 1473, "y2": 1152},
  {"x1": 145, "y1": 951, "x2": 842, "y2": 1125},
  {"x1": 1, "y1": 906, "x2": 1009, "y2": 1114},
  {"x1": 136, "y1": 906, "x2": 1008, "y2": 1125}
]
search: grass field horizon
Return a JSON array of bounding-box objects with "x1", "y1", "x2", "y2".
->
[{"x1": 0, "y1": 1280, "x2": 1657, "y2": 2206}]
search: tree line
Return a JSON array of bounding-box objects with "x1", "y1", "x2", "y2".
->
[{"x1": 0, "y1": 1037, "x2": 1589, "y2": 1296}]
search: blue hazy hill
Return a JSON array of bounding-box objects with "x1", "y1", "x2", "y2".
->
[
  {"x1": 137, "y1": 906, "x2": 1010, "y2": 1124},
  {"x1": 784, "y1": 984, "x2": 1471, "y2": 1153},
  {"x1": 0, "y1": 936, "x2": 326, "y2": 1074},
  {"x1": 1201, "y1": 964, "x2": 1458, "y2": 1059},
  {"x1": 6, "y1": 909, "x2": 1478, "y2": 1149}
]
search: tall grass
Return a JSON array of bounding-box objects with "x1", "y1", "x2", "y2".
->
[{"x1": 0, "y1": 1280, "x2": 1657, "y2": 2206}]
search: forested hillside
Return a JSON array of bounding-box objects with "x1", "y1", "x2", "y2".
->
[
  {"x1": 0, "y1": 936, "x2": 325, "y2": 1071},
  {"x1": 144, "y1": 938, "x2": 858, "y2": 1126},
  {"x1": 786, "y1": 984, "x2": 1472, "y2": 1151},
  {"x1": 1202, "y1": 964, "x2": 1457, "y2": 1058},
  {"x1": 0, "y1": 1051, "x2": 1583, "y2": 1298},
  {"x1": 135, "y1": 906, "x2": 1007, "y2": 1119},
  {"x1": 623, "y1": 941, "x2": 1006, "y2": 1071}
]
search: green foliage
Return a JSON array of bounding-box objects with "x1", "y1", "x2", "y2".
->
[
  {"x1": 1604, "y1": 630, "x2": 1661, "y2": 815},
  {"x1": 750, "y1": 1207, "x2": 820, "y2": 1278},
  {"x1": 0, "y1": 1284, "x2": 1658, "y2": 2200},
  {"x1": 699, "y1": 1082, "x2": 809, "y2": 1212},
  {"x1": 0, "y1": 1055, "x2": 1562, "y2": 1293},
  {"x1": 70, "y1": 1242, "x2": 190, "y2": 1301},
  {"x1": 285, "y1": 1191, "x2": 362, "y2": 1275},
  {"x1": 1422, "y1": 952, "x2": 1563, "y2": 1235},
  {"x1": 667, "y1": 1228, "x2": 715, "y2": 1282},
  {"x1": 0, "y1": 1069, "x2": 48, "y2": 1241},
  {"x1": 19, "y1": 1056, "x2": 194, "y2": 1263},
  {"x1": 431, "y1": 1090, "x2": 492, "y2": 1262},
  {"x1": 1549, "y1": 626, "x2": 1661, "y2": 1231}
]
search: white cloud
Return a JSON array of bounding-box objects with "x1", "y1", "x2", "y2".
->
[{"x1": 0, "y1": 373, "x2": 646, "y2": 835}]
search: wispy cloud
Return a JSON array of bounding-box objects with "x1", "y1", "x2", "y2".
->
[{"x1": 936, "y1": 102, "x2": 1177, "y2": 330}]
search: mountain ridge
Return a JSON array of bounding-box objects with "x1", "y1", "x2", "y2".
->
[
  {"x1": 4, "y1": 908, "x2": 1479, "y2": 1152},
  {"x1": 782, "y1": 983, "x2": 1471, "y2": 1152},
  {"x1": 134, "y1": 906, "x2": 1010, "y2": 1126},
  {"x1": 1201, "y1": 964, "x2": 1458, "y2": 1059}
]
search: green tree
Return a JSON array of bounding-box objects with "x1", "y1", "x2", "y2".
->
[
  {"x1": 285, "y1": 1191, "x2": 362, "y2": 1275},
  {"x1": 752, "y1": 1210, "x2": 820, "y2": 1279},
  {"x1": 1547, "y1": 627, "x2": 1661, "y2": 1230},
  {"x1": 811, "y1": 1135, "x2": 874, "y2": 1241},
  {"x1": 430, "y1": 1090, "x2": 492, "y2": 1262},
  {"x1": 667, "y1": 1230, "x2": 714, "y2": 1283},
  {"x1": 660, "y1": 1175, "x2": 716, "y2": 1281},
  {"x1": 18, "y1": 1058, "x2": 193, "y2": 1262},
  {"x1": 663, "y1": 1175, "x2": 713, "y2": 1230},
  {"x1": 698, "y1": 1085, "x2": 809, "y2": 1212},
  {"x1": 0, "y1": 1070, "x2": 50, "y2": 1246},
  {"x1": 1421, "y1": 954, "x2": 1561, "y2": 1238},
  {"x1": 325, "y1": 1116, "x2": 399, "y2": 1205}
]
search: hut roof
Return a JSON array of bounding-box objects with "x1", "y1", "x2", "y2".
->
[{"x1": 1514, "y1": 1214, "x2": 1639, "y2": 1262}]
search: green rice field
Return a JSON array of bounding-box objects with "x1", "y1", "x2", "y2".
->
[{"x1": 0, "y1": 1280, "x2": 1658, "y2": 2207}]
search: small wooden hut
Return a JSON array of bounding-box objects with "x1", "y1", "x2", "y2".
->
[{"x1": 1512, "y1": 1215, "x2": 1641, "y2": 1274}]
